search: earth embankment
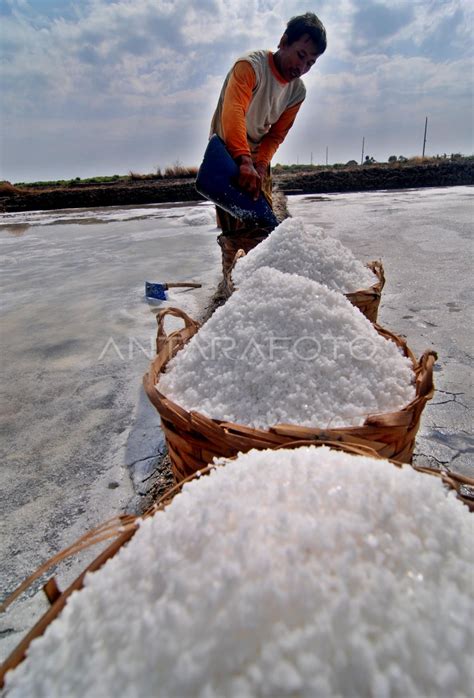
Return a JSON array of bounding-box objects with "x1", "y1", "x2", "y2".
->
[
  {"x1": 0, "y1": 178, "x2": 201, "y2": 213},
  {"x1": 276, "y1": 159, "x2": 473, "y2": 194},
  {"x1": 1, "y1": 159, "x2": 472, "y2": 213}
]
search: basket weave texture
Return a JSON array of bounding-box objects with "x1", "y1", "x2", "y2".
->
[
  {"x1": 217, "y1": 229, "x2": 269, "y2": 296},
  {"x1": 143, "y1": 307, "x2": 437, "y2": 483},
  {"x1": 345, "y1": 260, "x2": 385, "y2": 322}
]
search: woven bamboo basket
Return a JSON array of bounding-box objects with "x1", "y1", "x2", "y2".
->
[
  {"x1": 345, "y1": 260, "x2": 385, "y2": 323},
  {"x1": 3, "y1": 440, "x2": 471, "y2": 688},
  {"x1": 143, "y1": 307, "x2": 437, "y2": 483},
  {"x1": 0, "y1": 484, "x2": 183, "y2": 687},
  {"x1": 225, "y1": 255, "x2": 385, "y2": 323},
  {"x1": 0, "y1": 441, "x2": 388, "y2": 686},
  {"x1": 217, "y1": 228, "x2": 270, "y2": 296}
]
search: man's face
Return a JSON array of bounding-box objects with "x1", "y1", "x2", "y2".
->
[{"x1": 277, "y1": 32, "x2": 320, "y2": 81}]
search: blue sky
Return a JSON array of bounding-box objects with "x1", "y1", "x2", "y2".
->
[{"x1": 0, "y1": 0, "x2": 473, "y2": 182}]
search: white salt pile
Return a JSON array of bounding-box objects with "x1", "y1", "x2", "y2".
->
[
  {"x1": 159, "y1": 267, "x2": 415, "y2": 428},
  {"x1": 232, "y1": 216, "x2": 377, "y2": 293},
  {"x1": 182, "y1": 206, "x2": 215, "y2": 226},
  {"x1": 6, "y1": 447, "x2": 473, "y2": 698}
]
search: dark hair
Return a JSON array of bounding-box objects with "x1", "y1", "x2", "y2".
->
[{"x1": 285, "y1": 12, "x2": 327, "y2": 55}]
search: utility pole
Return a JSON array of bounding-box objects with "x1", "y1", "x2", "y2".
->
[
  {"x1": 325, "y1": 146, "x2": 328, "y2": 166},
  {"x1": 422, "y1": 116, "x2": 428, "y2": 158},
  {"x1": 310, "y1": 151, "x2": 313, "y2": 166},
  {"x1": 361, "y1": 137, "x2": 365, "y2": 165}
]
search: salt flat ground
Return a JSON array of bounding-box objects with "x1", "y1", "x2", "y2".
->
[
  {"x1": 0, "y1": 201, "x2": 221, "y2": 660},
  {"x1": 0, "y1": 186, "x2": 472, "y2": 661}
]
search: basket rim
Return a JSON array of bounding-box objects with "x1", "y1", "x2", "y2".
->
[
  {"x1": 2, "y1": 437, "x2": 471, "y2": 688},
  {"x1": 143, "y1": 307, "x2": 437, "y2": 440},
  {"x1": 228, "y1": 253, "x2": 385, "y2": 299},
  {"x1": 345, "y1": 259, "x2": 385, "y2": 298}
]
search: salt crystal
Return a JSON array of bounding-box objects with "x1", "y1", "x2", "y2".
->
[
  {"x1": 232, "y1": 217, "x2": 377, "y2": 293},
  {"x1": 182, "y1": 207, "x2": 215, "y2": 227},
  {"x1": 6, "y1": 447, "x2": 473, "y2": 697},
  {"x1": 160, "y1": 267, "x2": 415, "y2": 428}
]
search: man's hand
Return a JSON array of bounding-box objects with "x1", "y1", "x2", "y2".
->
[
  {"x1": 255, "y1": 162, "x2": 268, "y2": 182},
  {"x1": 237, "y1": 155, "x2": 261, "y2": 200}
]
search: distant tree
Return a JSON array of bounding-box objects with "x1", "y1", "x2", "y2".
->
[
  {"x1": 346, "y1": 159, "x2": 358, "y2": 167},
  {"x1": 388, "y1": 155, "x2": 397, "y2": 163},
  {"x1": 398, "y1": 155, "x2": 408, "y2": 162},
  {"x1": 0, "y1": 181, "x2": 20, "y2": 196}
]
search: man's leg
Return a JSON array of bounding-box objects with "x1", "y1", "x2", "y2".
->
[{"x1": 216, "y1": 166, "x2": 274, "y2": 282}]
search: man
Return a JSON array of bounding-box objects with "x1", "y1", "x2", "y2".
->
[{"x1": 210, "y1": 12, "x2": 327, "y2": 239}]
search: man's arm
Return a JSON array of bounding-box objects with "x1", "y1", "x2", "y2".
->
[
  {"x1": 255, "y1": 101, "x2": 303, "y2": 172},
  {"x1": 221, "y1": 61, "x2": 262, "y2": 199}
]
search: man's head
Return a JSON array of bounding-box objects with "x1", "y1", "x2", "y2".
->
[{"x1": 275, "y1": 12, "x2": 327, "y2": 81}]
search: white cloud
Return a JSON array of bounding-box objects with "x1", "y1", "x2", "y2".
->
[{"x1": 0, "y1": 0, "x2": 472, "y2": 181}]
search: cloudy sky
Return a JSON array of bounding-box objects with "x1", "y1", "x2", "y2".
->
[{"x1": 1, "y1": 0, "x2": 473, "y2": 182}]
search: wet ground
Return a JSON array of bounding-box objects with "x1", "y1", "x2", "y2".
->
[{"x1": 0, "y1": 201, "x2": 221, "y2": 660}]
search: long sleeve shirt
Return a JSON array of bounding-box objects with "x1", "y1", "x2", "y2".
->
[{"x1": 210, "y1": 50, "x2": 305, "y2": 168}]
